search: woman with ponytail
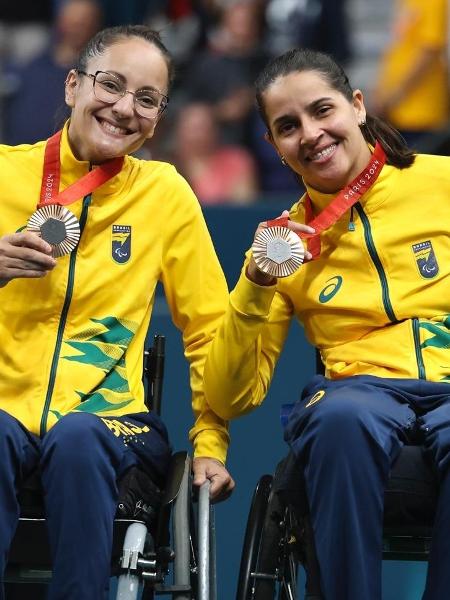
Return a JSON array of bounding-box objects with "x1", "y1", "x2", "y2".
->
[{"x1": 205, "y1": 48, "x2": 450, "y2": 600}]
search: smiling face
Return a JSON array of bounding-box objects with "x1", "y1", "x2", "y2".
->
[
  {"x1": 263, "y1": 70, "x2": 371, "y2": 194},
  {"x1": 65, "y1": 36, "x2": 169, "y2": 163}
]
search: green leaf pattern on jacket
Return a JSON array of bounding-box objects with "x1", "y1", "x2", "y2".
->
[
  {"x1": 62, "y1": 316, "x2": 137, "y2": 414},
  {"x1": 420, "y1": 315, "x2": 450, "y2": 382}
]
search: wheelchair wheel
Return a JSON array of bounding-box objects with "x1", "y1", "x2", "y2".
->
[
  {"x1": 236, "y1": 474, "x2": 273, "y2": 600},
  {"x1": 276, "y1": 507, "x2": 299, "y2": 600},
  {"x1": 254, "y1": 489, "x2": 298, "y2": 600},
  {"x1": 237, "y1": 474, "x2": 299, "y2": 600}
]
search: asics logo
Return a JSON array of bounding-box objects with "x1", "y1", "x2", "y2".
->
[
  {"x1": 305, "y1": 390, "x2": 325, "y2": 408},
  {"x1": 319, "y1": 276, "x2": 343, "y2": 303}
]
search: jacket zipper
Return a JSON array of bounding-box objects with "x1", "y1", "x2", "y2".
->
[
  {"x1": 40, "y1": 194, "x2": 92, "y2": 436},
  {"x1": 412, "y1": 318, "x2": 426, "y2": 379},
  {"x1": 354, "y1": 203, "x2": 397, "y2": 323}
]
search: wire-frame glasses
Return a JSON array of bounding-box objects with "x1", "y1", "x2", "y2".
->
[{"x1": 77, "y1": 70, "x2": 169, "y2": 118}]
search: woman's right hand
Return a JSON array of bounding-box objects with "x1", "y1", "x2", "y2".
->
[
  {"x1": 247, "y1": 210, "x2": 315, "y2": 286},
  {"x1": 0, "y1": 232, "x2": 57, "y2": 287}
]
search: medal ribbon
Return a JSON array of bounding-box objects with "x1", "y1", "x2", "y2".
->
[
  {"x1": 38, "y1": 130, "x2": 124, "y2": 208},
  {"x1": 267, "y1": 142, "x2": 386, "y2": 258}
]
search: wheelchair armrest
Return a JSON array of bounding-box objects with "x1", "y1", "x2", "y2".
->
[{"x1": 161, "y1": 451, "x2": 190, "y2": 506}]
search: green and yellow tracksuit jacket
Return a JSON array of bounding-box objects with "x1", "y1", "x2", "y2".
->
[
  {"x1": 204, "y1": 154, "x2": 450, "y2": 419},
  {"x1": 0, "y1": 126, "x2": 230, "y2": 463}
]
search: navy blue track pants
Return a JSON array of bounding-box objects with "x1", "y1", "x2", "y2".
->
[
  {"x1": 0, "y1": 409, "x2": 171, "y2": 600},
  {"x1": 284, "y1": 375, "x2": 450, "y2": 600}
]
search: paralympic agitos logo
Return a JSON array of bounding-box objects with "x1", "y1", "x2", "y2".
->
[
  {"x1": 111, "y1": 225, "x2": 131, "y2": 264},
  {"x1": 412, "y1": 240, "x2": 439, "y2": 279}
]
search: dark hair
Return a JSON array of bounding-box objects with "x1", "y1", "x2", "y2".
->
[
  {"x1": 255, "y1": 48, "x2": 415, "y2": 169},
  {"x1": 76, "y1": 25, "x2": 174, "y2": 92}
]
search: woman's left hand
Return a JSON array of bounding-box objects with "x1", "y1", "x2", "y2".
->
[{"x1": 193, "y1": 457, "x2": 235, "y2": 503}]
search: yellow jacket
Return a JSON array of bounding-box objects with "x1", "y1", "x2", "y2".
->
[
  {"x1": 0, "y1": 125, "x2": 230, "y2": 463},
  {"x1": 205, "y1": 155, "x2": 450, "y2": 420}
]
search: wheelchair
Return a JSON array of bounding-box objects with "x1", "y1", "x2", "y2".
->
[
  {"x1": 4, "y1": 335, "x2": 216, "y2": 600},
  {"x1": 237, "y1": 356, "x2": 439, "y2": 599}
]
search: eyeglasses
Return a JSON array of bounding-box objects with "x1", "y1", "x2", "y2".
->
[{"x1": 77, "y1": 70, "x2": 169, "y2": 118}]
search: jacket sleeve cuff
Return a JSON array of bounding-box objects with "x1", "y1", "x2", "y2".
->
[
  {"x1": 230, "y1": 264, "x2": 277, "y2": 318},
  {"x1": 189, "y1": 427, "x2": 229, "y2": 465}
]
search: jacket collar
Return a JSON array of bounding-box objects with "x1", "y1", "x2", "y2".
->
[{"x1": 59, "y1": 120, "x2": 130, "y2": 200}]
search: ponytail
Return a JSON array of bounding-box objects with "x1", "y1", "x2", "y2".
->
[{"x1": 361, "y1": 114, "x2": 415, "y2": 168}]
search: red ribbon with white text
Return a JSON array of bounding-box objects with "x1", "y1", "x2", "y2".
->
[
  {"x1": 267, "y1": 142, "x2": 386, "y2": 259},
  {"x1": 38, "y1": 130, "x2": 124, "y2": 208}
]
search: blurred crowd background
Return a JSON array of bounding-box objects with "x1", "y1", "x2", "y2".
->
[{"x1": 0, "y1": 0, "x2": 449, "y2": 206}]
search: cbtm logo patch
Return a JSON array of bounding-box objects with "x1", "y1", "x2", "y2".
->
[
  {"x1": 112, "y1": 225, "x2": 131, "y2": 264},
  {"x1": 412, "y1": 240, "x2": 439, "y2": 279}
]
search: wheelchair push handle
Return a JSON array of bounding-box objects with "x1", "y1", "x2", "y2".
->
[{"x1": 198, "y1": 480, "x2": 217, "y2": 600}]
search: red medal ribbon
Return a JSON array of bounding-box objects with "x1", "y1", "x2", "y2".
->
[
  {"x1": 38, "y1": 130, "x2": 124, "y2": 208},
  {"x1": 267, "y1": 142, "x2": 386, "y2": 259}
]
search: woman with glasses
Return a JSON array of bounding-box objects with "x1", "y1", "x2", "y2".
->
[{"x1": 0, "y1": 25, "x2": 233, "y2": 600}]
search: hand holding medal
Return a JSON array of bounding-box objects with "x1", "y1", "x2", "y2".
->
[
  {"x1": 0, "y1": 231, "x2": 56, "y2": 287},
  {"x1": 251, "y1": 213, "x2": 313, "y2": 278},
  {"x1": 27, "y1": 205, "x2": 81, "y2": 258},
  {"x1": 250, "y1": 142, "x2": 386, "y2": 281}
]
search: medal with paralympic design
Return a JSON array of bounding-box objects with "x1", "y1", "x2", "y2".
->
[
  {"x1": 252, "y1": 224, "x2": 305, "y2": 278},
  {"x1": 27, "y1": 205, "x2": 81, "y2": 258}
]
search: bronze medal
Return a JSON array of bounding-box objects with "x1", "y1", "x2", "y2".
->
[
  {"x1": 27, "y1": 205, "x2": 81, "y2": 258},
  {"x1": 252, "y1": 225, "x2": 304, "y2": 278}
]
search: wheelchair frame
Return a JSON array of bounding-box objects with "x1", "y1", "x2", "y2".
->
[
  {"x1": 237, "y1": 447, "x2": 435, "y2": 600},
  {"x1": 236, "y1": 349, "x2": 439, "y2": 599},
  {"x1": 236, "y1": 473, "x2": 299, "y2": 600},
  {"x1": 4, "y1": 335, "x2": 216, "y2": 600}
]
